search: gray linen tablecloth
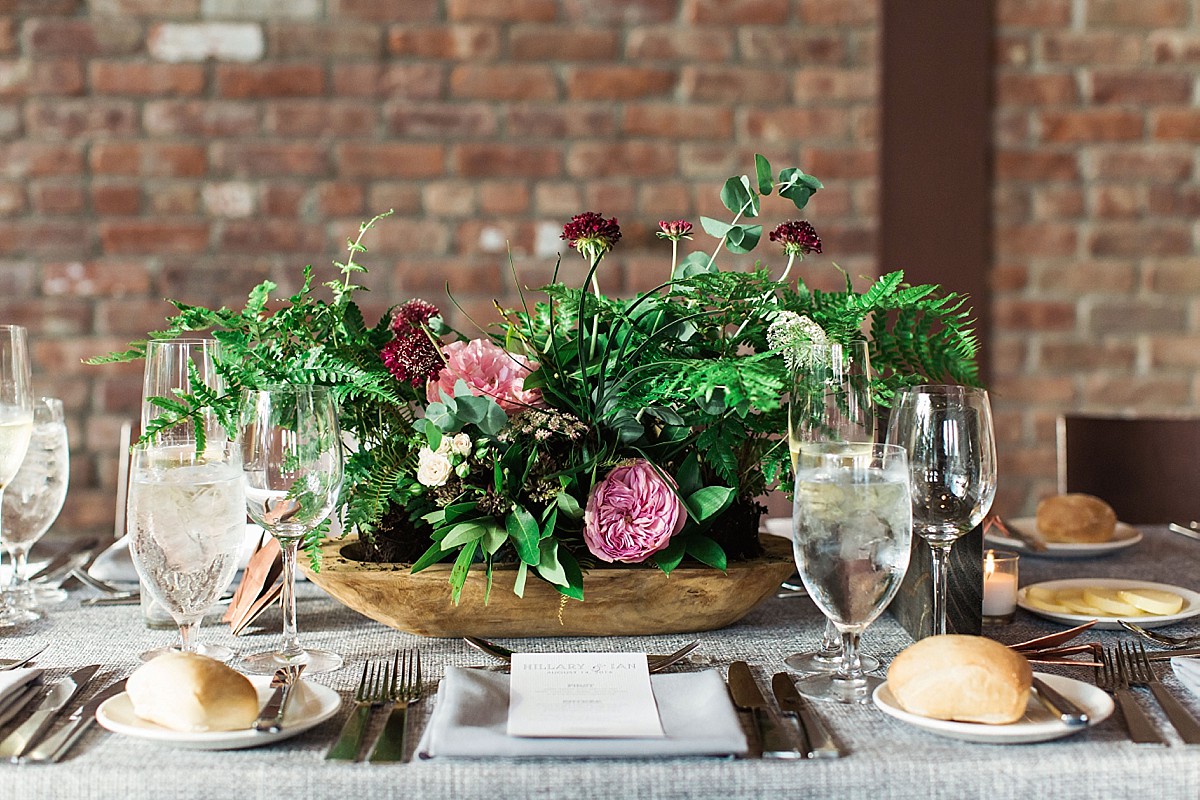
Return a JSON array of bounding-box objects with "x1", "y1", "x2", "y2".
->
[{"x1": 2, "y1": 526, "x2": 1200, "y2": 800}]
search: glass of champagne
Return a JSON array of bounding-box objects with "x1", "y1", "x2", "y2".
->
[
  {"x1": 791, "y1": 443, "x2": 912, "y2": 703},
  {"x1": 0, "y1": 325, "x2": 35, "y2": 627},
  {"x1": 3, "y1": 397, "x2": 69, "y2": 612},
  {"x1": 785, "y1": 340, "x2": 878, "y2": 674},
  {"x1": 885, "y1": 385, "x2": 997, "y2": 636},
  {"x1": 240, "y1": 385, "x2": 344, "y2": 675}
]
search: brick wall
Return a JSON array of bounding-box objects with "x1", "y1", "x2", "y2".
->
[
  {"x1": 0, "y1": 1, "x2": 880, "y2": 535},
  {"x1": 993, "y1": 0, "x2": 1200, "y2": 514}
]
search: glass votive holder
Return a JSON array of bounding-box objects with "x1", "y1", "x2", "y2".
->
[{"x1": 982, "y1": 549, "x2": 1019, "y2": 625}]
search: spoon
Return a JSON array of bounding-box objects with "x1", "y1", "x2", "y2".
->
[
  {"x1": 463, "y1": 636, "x2": 699, "y2": 672},
  {"x1": 1119, "y1": 620, "x2": 1200, "y2": 649}
]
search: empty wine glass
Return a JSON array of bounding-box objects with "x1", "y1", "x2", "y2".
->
[
  {"x1": 240, "y1": 385, "x2": 344, "y2": 675},
  {"x1": 885, "y1": 385, "x2": 997, "y2": 636},
  {"x1": 3, "y1": 397, "x2": 68, "y2": 612},
  {"x1": 791, "y1": 443, "x2": 911, "y2": 703},
  {"x1": 0, "y1": 325, "x2": 35, "y2": 627},
  {"x1": 785, "y1": 340, "x2": 880, "y2": 675}
]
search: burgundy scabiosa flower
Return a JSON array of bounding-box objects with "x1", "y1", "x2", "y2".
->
[
  {"x1": 381, "y1": 298, "x2": 443, "y2": 388},
  {"x1": 769, "y1": 220, "x2": 822, "y2": 256},
  {"x1": 655, "y1": 219, "x2": 694, "y2": 242},
  {"x1": 392, "y1": 298, "x2": 439, "y2": 330},
  {"x1": 561, "y1": 212, "x2": 621, "y2": 263}
]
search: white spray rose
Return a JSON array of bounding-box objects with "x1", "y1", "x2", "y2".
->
[
  {"x1": 449, "y1": 433, "x2": 472, "y2": 456},
  {"x1": 416, "y1": 447, "x2": 452, "y2": 487}
]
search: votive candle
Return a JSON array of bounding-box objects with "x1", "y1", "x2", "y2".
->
[{"x1": 982, "y1": 549, "x2": 1019, "y2": 625}]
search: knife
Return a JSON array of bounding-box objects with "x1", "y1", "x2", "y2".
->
[
  {"x1": 726, "y1": 661, "x2": 803, "y2": 759},
  {"x1": 254, "y1": 666, "x2": 303, "y2": 734},
  {"x1": 0, "y1": 664, "x2": 100, "y2": 761},
  {"x1": 771, "y1": 672, "x2": 842, "y2": 759},
  {"x1": 1030, "y1": 676, "x2": 1089, "y2": 726},
  {"x1": 22, "y1": 678, "x2": 126, "y2": 764}
]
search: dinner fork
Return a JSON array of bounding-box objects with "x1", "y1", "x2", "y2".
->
[
  {"x1": 464, "y1": 637, "x2": 699, "y2": 672},
  {"x1": 0, "y1": 645, "x2": 46, "y2": 671},
  {"x1": 1095, "y1": 647, "x2": 1165, "y2": 744},
  {"x1": 1121, "y1": 641, "x2": 1200, "y2": 744},
  {"x1": 326, "y1": 659, "x2": 391, "y2": 761},
  {"x1": 1118, "y1": 620, "x2": 1200, "y2": 649},
  {"x1": 369, "y1": 649, "x2": 423, "y2": 763}
]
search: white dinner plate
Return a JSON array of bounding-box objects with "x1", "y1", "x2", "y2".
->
[
  {"x1": 986, "y1": 518, "x2": 1142, "y2": 558},
  {"x1": 96, "y1": 676, "x2": 340, "y2": 750},
  {"x1": 763, "y1": 518, "x2": 791, "y2": 539},
  {"x1": 1018, "y1": 578, "x2": 1200, "y2": 630},
  {"x1": 873, "y1": 673, "x2": 1113, "y2": 744}
]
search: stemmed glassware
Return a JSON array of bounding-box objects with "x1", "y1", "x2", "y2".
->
[
  {"x1": 885, "y1": 385, "x2": 997, "y2": 636},
  {"x1": 0, "y1": 325, "x2": 35, "y2": 627},
  {"x1": 240, "y1": 385, "x2": 344, "y2": 675},
  {"x1": 791, "y1": 443, "x2": 912, "y2": 703},
  {"x1": 785, "y1": 340, "x2": 878, "y2": 674},
  {"x1": 3, "y1": 397, "x2": 69, "y2": 612},
  {"x1": 131, "y1": 339, "x2": 245, "y2": 661}
]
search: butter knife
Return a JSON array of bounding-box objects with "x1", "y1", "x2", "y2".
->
[
  {"x1": 771, "y1": 672, "x2": 842, "y2": 758},
  {"x1": 727, "y1": 661, "x2": 802, "y2": 759},
  {"x1": 1030, "y1": 676, "x2": 1089, "y2": 726},
  {"x1": 23, "y1": 678, "x2": 126, "y2": 763},
  {"x1": 254, "y1": 666, "x2": 303, "y2": 734},
  {"x1": 0, "y1": 664, "x2": 100, "y2": 761}
]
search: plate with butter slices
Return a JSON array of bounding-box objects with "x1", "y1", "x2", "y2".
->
[
  {"x1": 1018, "y1": 578, "x2": 1200, "y2": 630},
  {"x1": 986, "y1": 517, "x2": 1142, "y2": 558}
]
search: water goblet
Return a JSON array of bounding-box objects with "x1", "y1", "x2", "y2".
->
[
  {"x1": 0, "y1": 325, "x2": 36, "y2": 627},
  {"x1": 3, "y1": 397, "x2": 68, "y2": 611},
  {"x1": 240, "y1": 385, "x2": 344, "y2": 676},
  {"x1": 791, "y1": 443, "x2": 912, "y2": 703},
  {"x1": 784, "y1": 340, "x2": 880, "y2": 675},
  {"x1": 885, "y1": 385, "x2": 997, "y2": 636}
]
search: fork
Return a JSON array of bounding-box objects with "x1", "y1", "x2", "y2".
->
[
  {"x1": 325, "y1": 659, "x2": 391, "y2": 761},
  {"x1": 0, "y1": 645, "x2": 46, "y2": 671},
  {"x1": 1121, "y1": 641, "x2": 1200, "y2": 744},
  {"x1": 464, "y1": 637, "x2": 699, "y2": 673},
  {"x1": 369, "y1": 649, "x2": 423, "y2": 763},
  {"x1": 1095, "y1": 646, "x2": 1165, "y2": 744},
  {"x1": 1119, "y1": 620, "x2": 1200, "y2": 649}
]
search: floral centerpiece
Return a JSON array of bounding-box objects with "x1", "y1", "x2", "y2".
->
[{"x1": 94, "y1": 156, "x2": 979, "y2": 609}]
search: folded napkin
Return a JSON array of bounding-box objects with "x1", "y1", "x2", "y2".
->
[
  {"x1": 0, "y1": 668, "x2": 43, "y2": 728},
  {"x1": 417, "y1": 666, "x2": 747, "y2": 759},
  {"x1": 1171, "y1": 657, "x2": 1200, "y2": 699},
  {"x1": 90, "y1": 525, "x2": 266, "y2": 584}
]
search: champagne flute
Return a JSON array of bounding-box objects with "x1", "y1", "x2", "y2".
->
[
  {"x1": 785, "y1": 340, "x2": 879, "y2": 674},
  {"x1": 791, "y1": 443, "x2": 911, "y2": 703},
  {"x1": 885, "y1": 385, "x2": 997, "y2": 636},
  {"x1": 240, "y1": 385, "x2": 344, "y2": 675},
  {"x1": 3, "y1": 397, "x2": 68, "y2": 612},
  {"x1": 0, "y1": 325, "x2": 35, "y2": 627}
]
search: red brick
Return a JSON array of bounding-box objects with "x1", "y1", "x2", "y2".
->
[
  {"x1": 455, "y1": 144, "x2": 561, "y2": 178},
  {"x1": 0, "y1": 20, "x2": 12, "y2": 54},
  {"x1": 451, "y1": 65, "x2": 557, "y2": 101},
  {"x1": 335, "y1": 143, "x2": 446, "y2": 178},
  {"x1": 684, "y1": 66, "x2": 790, "y2": 103},
  {"x1": 1086, "y1": 0, "x2": 1188, "y2": 27},
  {"x1": 1041, "y1": 32, "x2": 1143, "y2": 64},
  {"x1": 99, "y1": 220, "x2": 209, "y2": 254},
  {"x1": 567, "y1": 142, "x2": 676, "y2": 178},
  {"x1": 95, "y1": 298, "x2": 184, "y2": 336},
  {"x1": 686, "y1": 0, "x2": 789, "y2": 24},
  {"x1": 21, "y1": 18, "x2": 141, "y2": 55},
  {"x1": 25, "y1": 99, "x2": 137, "y2": 139},
  {"x1": 29, "y1": 181, "x2": 84, "y2": 214},
  {"x1": 0, "y1": 296, "x2": 91, "y2": 333},
  {"x1": 366, "y1": 183, "x2": 422, "y2": 214},
  {"x1": 1088, "y1": 223, "x2": 1192, "y2": 257},
  {"x1": 567, "y1": 66, "x2": 675, "y2": 100},
  {"x1": 562, "y1": 0, "x2": 676, "y2": 23},
  {"x1": 331, "y1": 64, "x2": 444, "y2": 99},
  {"x1": 422, "y1": 181, "x2": 475, "y2": 216},
  {"x1": 331, "y1": 217, "x2": 450, "y2": 255},
  {"x1": 0, "y1": 183, "x2": 23, "y2": 215},
  {"x1": 991, "y1": 375, "x2": 1076, "y2": 404},
  {"x1": 316, "y1": 182, "x2": 365, "y2": 217},
  {"x1": 1151, "y1": 336, "x2": 1200, "y2": 368},
  {"x1": 91, "y1": 184, "x2": 141, "y2": 215},
  {"x1": 1091, "y1": 185, "x2": 1144, "y2": 218},
  {"x1": 737, "y1": 29, "x2": 845, "y2": 64},
  {"x1": 480, "y1": 181, "x2": 530, "y2": 215},
  {"x1": 146, "y1": 184, "x2": 199, "y2": 215},
  {"x1": 260, "y1": 185, "x2": 302, "y2": 216},
  {"x1": 0, "y1": 0, "x2": 79, "y2": 12},
  {"x1": 996, "y1": 33, "x2": 1034, "y2": 67},
  {"x1": 506, "y1": 106, "x2": 616, "y2": 138},
  {"x1": 91, "y1": 143, "x2": 206, "y2": 177},
  {"x1": 996, "y1": 73, "x2": 1077, "y2": 105},
  {"x1": 1094, "y1": 147, "x2": 1192, "y2": 179},
  {"x1": 1040, "y1": 110, "x2": 1143, "y2": 142},
  {"x1": 535, "y1": 183, "x2": 584, "y2": 215},
  {"x1": 993, "y1": 223, "x2": 1077, "y2": 257},
  {"x1": 584, "y1": 182, "x2": 638, "y2": 216},
  {"x1": 1031, "y1": 186, "x2": 1084, "y2": 218},
  {"x1": 264, "y1": 101, "x2": 376, "y2": 136},
  {"x1": 143, "y1": 101, "x2": 260, "y2": 136},
  {"x1": 393, "y1": 257, "x2": 504, "y2": 295},
  {"x1": 1091, "y1": 72, "x2": 1192, "y2": 104},
  {"x1": 448, "y1": 0, "x2": 557, "y2": 21},
  {"x1": 216, "y1": 64, "x2": 325, "y2": 98},
  {"x1": 211, "y1": 142, "x2": 328, "y2": 177},
  {"x1": 1149, "y1": 185, "x2": 1200, "y2": 215},
  {"x1": 266, "y1": 22, "x2": 383, "y2": 58},
  {"x1": 1148, "y1": 258, "x2": 1200, "y2": 293},
  {"x1": 454, "y1": 219, "x2": 538, "y2": 256},
  {"x1": 795, "y1": 0, "x2": 875, "y2": 24},
  {"x1": 90, "y1": 62, "x2": 205, "y2": 95},
  {"x1": 623, "y1": 104, "x2": 733, "y2": 140},
  {"x1": 0, "y1": 59, "x2": 84, "y2": 96},
  {"x1": 792, "y1": 68, "x2": 876, "y2": 101},
  {"x1": 1154, "y1": 110, "x2": 1200, "y2": 142},
  {"x1": 1149, "y1": 31, "x2": 1200, "y2": 64},
  {"x1": 0, "y1": 143, "x2": 83, "y2": 177},
  {"x1": 511, "y1": 26, "x2": 618, "y2": 61},
  {"x1": 387, "y1": 25, "x2": 500, "y2": 59},
  {"x1": 386, "y1": 103, "x2": 496, "y2": 138},
  {"x1": 1082, "y1": 375, "x2": 1190, "y2": 408},
  {"x1": 88, "y1": 0, "x2": 198, "y2": 13},
  {"x1": 627, "y1": 27, "x2": 733, "y2": 61},
  {"x1": 219, "y1": 220, "x2": 325, "y2": 254},
  {"x1": 1039, "y1": 340, "x2": 1137, "y2": 371},
  {"x1": 1034, "y1": 260, "x2": 1136, "y2": 292},
  {"x1": 742, "y1": 108, "x2": 849, "y2": 141},
  {"x1": 801, "y1": 147, "x2": 875, "y2": 180},
  {"x1": 328, "y1": 0, "x2": 438, "y2": 22},
  {"x1": 997, "y1": 0, "x2": 1071, "y2": 26}
]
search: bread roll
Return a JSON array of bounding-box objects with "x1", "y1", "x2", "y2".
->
[
  {"x1": 126, "y1": 652, "x2": 259, "y2": 732},
  {"x1": 887, "y1": 635, "x2": 1032, "y2": 724},
  {"x1": 1036, "y1": 493, "x2": 1117, "y2": 543}
]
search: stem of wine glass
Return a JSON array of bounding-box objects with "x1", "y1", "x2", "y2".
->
[
  {"x1": 837, "y1": 629, "x2": 863, "y2": 682},
  {"x1": 6, "y1": 543, "x2": 31, "y2": 608},
  {"x1": 818, "y1": 619, "x2": 841, "y2": 657},
  {"x1": 178, "y1": 619, "x2": 199, "y2": 653},
  {"x1": 928, "y1": 540, "x2": 954, "y2": 636},
  {"x1": 276, "y1": 526, "x2": 305, "y2": 661}
]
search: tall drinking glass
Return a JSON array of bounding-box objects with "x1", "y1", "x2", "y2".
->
[
  {"x1": 785, "y1": 340, "x2": 878, "y2": 674},
  {"x1": 885, "y1": 385, "x2": 997, "y2": 636},
  {"x1": 240, "y1": 385, "x2": 343, "y2": 675},
  {"x1": 791, "y1": 443, "x2": 911, "y2": 703},
  {"x1": 3, "y1": 397, "x2": 68, "y2": 612},
  {"x1": 0, "y1": 326, "x2": 34, "y2": 627}
]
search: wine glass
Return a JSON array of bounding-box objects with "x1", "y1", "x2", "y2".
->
[
  {"x1": 791, "y1": 442, "x2": 912, "y2": 703},
  {"x1": 135, "y1": 338, "x2": 241, "y2": 661},
  {"x1": 0, "y1": 325, "x2": 35, "y2": 627},
  {"x1": 885, "y1": 385, "x2": 997, "y2": 636},
  {"x1": 240, "y1": 385, "x2": 344, "y2": 675},
  {"x1": 3, "y1": 397, "x2": 68, "y2": 612},
  {"x1": 785, "y1": 340, "x2": 879, "y2": 674}
]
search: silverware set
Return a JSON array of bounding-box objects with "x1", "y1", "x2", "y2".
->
[
  {"x1": 463, "y1": 636, "x2": 699, "y2": 673},
  {"x1": 1094, "y1": 642, "x2": 1200, "y2": 745},
  {"x1": 726, "y1": 661, "x2": 841, "y2": 759},
  {"x1": 326, "y1": 649, "x2": 423, "y2": 763},
  {"x1": 0, "y1": 663, "x2": 117, "y2": 763}
]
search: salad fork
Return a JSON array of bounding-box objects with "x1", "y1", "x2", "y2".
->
[
  {"x1": 1095, "y1": 647, "x2": 1165, "y2": 744},
  {"x1": 326, "y1": 659, "x2": 391, "y2": 761},
  {"x1": 369, "y1": 649, "x2": 423, "y2": 763}
]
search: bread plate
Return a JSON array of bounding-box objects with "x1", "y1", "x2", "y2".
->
[
  {"x1": 96, "y1": 676, "x2": 340, "y2": 750},
  {"x1": 986, "y1": 517, "x2": 1141, "y2": 558},
  {"x1": 1018, "y1": 578, "x2": 1200, "y2": 630},
  {"x1": 873, "y1": 673, "x2": 1112, "y2": 744}
]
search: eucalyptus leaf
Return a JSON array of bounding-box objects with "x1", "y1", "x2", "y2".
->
[
  {"x1": 700, "y1": 216, "x2": 733, "y2": 238},
  {"x1": 755, "y1": 153, "x2": 773, "y2": 196},
  {"x1": 720, "y1": 176, "x2": 757, "y2": 218}
]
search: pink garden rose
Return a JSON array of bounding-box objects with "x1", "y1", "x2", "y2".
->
[
  {"x1": 583, "y1": 460, "x2": 686, "y2": 564},
  {"x1": 426, "y1": 338, "x2": 543, "y2": 414}
]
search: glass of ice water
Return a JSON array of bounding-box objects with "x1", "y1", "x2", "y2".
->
[
  {"x1": 3, "y1": 396, "x2": 68, "y2": 611},
  {"x1": 0, "y1": 325, "x2": 35, "y2": 628},
  {"x1": 791, "y1": 443, "x2": 912, "y2": 703}
]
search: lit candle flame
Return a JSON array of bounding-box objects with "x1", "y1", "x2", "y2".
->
[{"x1": 984, "y1": 549, "x2": 996, "y2": 579}]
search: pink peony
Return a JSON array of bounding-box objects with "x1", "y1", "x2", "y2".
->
[
  {"x1": 426, "y1": 338, "x2": 543, "y2": 413},
  {"x1": 583, "y1": 460, "x2": 686, "y2": 564}
]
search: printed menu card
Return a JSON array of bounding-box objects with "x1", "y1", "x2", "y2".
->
[{"x1": 507, "y1": 652, "x2": 666, "y2": 739}]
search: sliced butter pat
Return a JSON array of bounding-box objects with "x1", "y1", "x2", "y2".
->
[
  {"x1": 1117, "y1": 588, "x2": 1184, "y2": 616},
  {"x1": 1081, "y1": 587, "x2": 1145, "y2": 617},
  {"x1": 1024, "y1": 595, "x2": 1074, "y2": 614},
  {"x1": 1055, "y1": 590, "x2": 1101, "y2": 615},
  {"x1": 1025, "y1": 585, "x2": 1059, "y2": 603}
]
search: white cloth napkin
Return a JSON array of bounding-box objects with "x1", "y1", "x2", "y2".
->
[
  {"x1": 0, "y1": 668, "x2": 43, "y2": 728},
  {"x1": 416, "y1": 666, "x2": 747, "y2": 759},
  {"x1": 89, "y1": 525, "x2": 266, "y2": 584},
  {"x1": 1171, "y1": 657, "x2": 1200, "y2": 698}
]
